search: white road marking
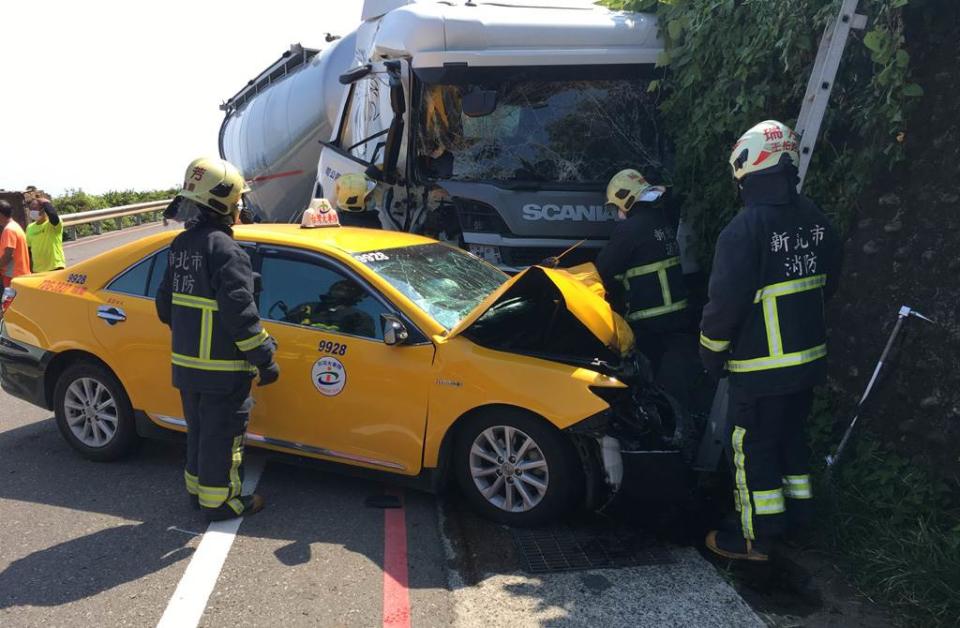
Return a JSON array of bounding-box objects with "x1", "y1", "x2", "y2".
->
[{"x1": 156, "y1": 455, "x2": 265, "y2": 628}]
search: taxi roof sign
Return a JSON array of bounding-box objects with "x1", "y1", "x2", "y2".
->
[{"x1": 301, "y1": 198, "x2": 341, "y2": 229}]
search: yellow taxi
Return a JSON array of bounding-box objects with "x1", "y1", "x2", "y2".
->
[{"x1": 0, "y1": 223, "x2": 693, "y2": 525}]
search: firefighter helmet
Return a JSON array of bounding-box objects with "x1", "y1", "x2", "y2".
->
[
  {"x1": 729, "y1": 120, "x2": 800, "y2": 181},
  {"x1": 178, "y1": 157, "x2": 250, "y2": 215},
  {"x1": 605, "y1": 169, "x2": 665, "y2": 214},
  {"x1": 335, "y1": 173, "x2": 375, "y2": 212}
]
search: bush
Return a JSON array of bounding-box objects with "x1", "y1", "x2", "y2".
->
[
  {"x1": 600, "y1": 0, "x2": 919, "y2": 260},
  {"x1": 53, "y1": 187, "x2": 177, "y2": 238}
]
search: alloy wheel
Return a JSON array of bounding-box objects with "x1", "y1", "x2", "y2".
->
[
  {"x1": 64, "y1": 377, "x2": 119, "y2": 448},
  {"x1": 469, "y1": 425, "x2": 550, "y2": 513}
]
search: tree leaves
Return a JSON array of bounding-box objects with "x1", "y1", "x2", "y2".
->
[{"x1": 596, "y1": 0, "x2": 919, "y2": 260}]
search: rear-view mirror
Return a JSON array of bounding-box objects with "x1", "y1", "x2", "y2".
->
[
  {"x1": 462, "y1": 90, "x2": 497, "y2": 117},
  {"x1": 339, "y1": 64, "x2": 372, "y2": 85}
]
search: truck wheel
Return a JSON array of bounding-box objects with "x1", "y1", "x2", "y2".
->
[
  {"x1": 454, "y1": 407, "x2": 581, "y2": 527},
  {"x1": 53, "y1": 361, "x2": 138, "y2": 461}
]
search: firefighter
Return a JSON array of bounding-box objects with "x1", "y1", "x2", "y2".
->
[
  {"x1": 700, "y1": 121, "x2": 841, "y2": 561},
  {"x1": 596, "y1": 169, "x2": 692, "y2": 372},
  {"x1": 335, "y1": 173, "x2": 381, "y2": 229},
  {"x1": 156, "y1": 157, "x2": 279, "y2": 522}
]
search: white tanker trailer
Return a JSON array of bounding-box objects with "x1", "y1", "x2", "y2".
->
[{"x1": 219, "y1": 0, "x2": 669, "y2": 270}]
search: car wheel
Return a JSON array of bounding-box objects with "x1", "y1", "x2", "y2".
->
[
  {"x1": 454, "y1": 407, "x2": 581, "y2": 527},
  {"x1": 53, "y1": 361, "x2": 138, "y2": 461}
]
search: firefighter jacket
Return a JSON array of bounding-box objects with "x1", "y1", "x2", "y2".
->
[
  {"x1": 699, "y1": 171, "x2": 841, "y2": 395},
  {"x1": 156, "y1": 216, "x2": 274, "y2": 392},
  {"x1": 596, "y1": 206, "x2": 691, "y2": 334}
]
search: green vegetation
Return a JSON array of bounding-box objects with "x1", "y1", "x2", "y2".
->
[
  {"x1": 809, "y1": 394, "x2": 960, "y2": 626},
  {"x1": 53, "y1": 188, "x2": 177, "y2": 238},
  {"x1": 600, "y1": 0, "x2": 918, "y2": 253}
]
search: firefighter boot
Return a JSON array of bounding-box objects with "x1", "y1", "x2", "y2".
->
[
  {"x1": 204, "y1": 494, "x2": 265, "y2": 522},
  {"x1": 705, "y1": 530, "x2": 771, "y2": 562}
]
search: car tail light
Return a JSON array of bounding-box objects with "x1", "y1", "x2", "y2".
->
[{"x1": 1, "y1": 287, "x2": 16, "y2": 313}]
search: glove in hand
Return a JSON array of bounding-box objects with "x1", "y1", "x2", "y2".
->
[
  {"x1": 257, "y1": 361, "x2": 280, "y2": 387},
  {"x1": 699, "y1": 345, "x2": 728, "y2": 380}
]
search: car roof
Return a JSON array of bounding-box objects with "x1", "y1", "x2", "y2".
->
[{"x1": 232, "y1": 224, "x2": 437, "y2": 254}]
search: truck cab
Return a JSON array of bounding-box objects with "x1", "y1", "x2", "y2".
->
[{"x1": 222, "y1": 0, "x2": 668, "y2": 271}]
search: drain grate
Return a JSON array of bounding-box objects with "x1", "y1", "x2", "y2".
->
[{"x1": 511, "y1": 524, "x2": 674, "y2": 574}]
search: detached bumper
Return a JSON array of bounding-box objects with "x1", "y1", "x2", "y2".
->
[{"x1": 0, "y1": 321, "x2": 52, "y2": 409}]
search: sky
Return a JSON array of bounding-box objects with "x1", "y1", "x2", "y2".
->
[{"x1": 0, "y1": 0, "x2": 364, "y2": 196}]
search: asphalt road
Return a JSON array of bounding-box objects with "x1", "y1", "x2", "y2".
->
[{"x1": 0, "y1": 222, "x2": 762, "y2": 627}]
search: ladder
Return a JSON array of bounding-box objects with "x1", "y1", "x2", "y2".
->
[{"x1": 795, "y1": 0, "x2": 868, "y2": 191}]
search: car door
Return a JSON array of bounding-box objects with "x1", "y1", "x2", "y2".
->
[
  {"x1": 88, "y1": 247, "x2": 182, "y2": 420},
  {"x1": 250, "y1": 246, "x2": 435, "y2": 475}
]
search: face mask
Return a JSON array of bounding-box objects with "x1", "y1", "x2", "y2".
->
[{"x1": 29, "y1": 210, "x2": 40, "y2": 221}]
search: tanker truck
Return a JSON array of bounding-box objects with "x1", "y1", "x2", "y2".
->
[{"x1": 219, "y1": 0, "x2": 671, "y2": 270}]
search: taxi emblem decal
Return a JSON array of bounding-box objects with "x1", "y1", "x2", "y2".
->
[{"x1": 312, "y1": 357, "x2": 346, "y2": 396}]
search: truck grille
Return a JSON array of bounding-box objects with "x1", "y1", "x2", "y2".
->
[{"x1": 500, "y1": 245, "x2": 599, "y2": 268}]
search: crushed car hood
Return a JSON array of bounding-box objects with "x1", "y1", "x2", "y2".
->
[{"x1": 448, "y1": 263, "x2": 634, "y2": 360}]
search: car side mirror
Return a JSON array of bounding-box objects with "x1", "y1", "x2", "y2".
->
[{"x1": 381, "y1": 314, "x2": 409, "y2": 346}]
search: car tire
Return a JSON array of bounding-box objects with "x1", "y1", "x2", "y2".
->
[
  {"x1": 454, "y1": 407, "x2": 581, "y2": 527},
  {"x1": 53, "y1": 361, "x2": 138, "y2": 461}
]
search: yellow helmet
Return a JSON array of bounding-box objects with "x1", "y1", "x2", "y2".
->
[
  {"x1": 179, "y1": 157, "x2": 250, "y2": 215},
  {"x1": 729, "y1": 120, "x2": 800, "y2": 181},
  {"x1": 335, "y1": 173, "x2": 375, "y2": 212},
  {"x1": 605, "y1": 169, "x2": 665, "y2": 214}
]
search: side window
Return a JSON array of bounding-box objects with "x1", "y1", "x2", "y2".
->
[
  {"x1": 337, "y1": 75, "x2": 391, "y2": 164},
  {"x1": 106, "y1": 249, "x2": 170, "y2": 298},
  {"x1": 259, "y1": 255, "x2": 387, "y2": 340},
  {"x1": 146, "y1": 249, "x2": 170, "y2": 298},
  {"x1": 106, "y1": 255, "x2": 153, "y2": 296}
]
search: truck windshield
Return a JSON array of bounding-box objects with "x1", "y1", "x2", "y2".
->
[
  {"x1": 355, "y1": 243, "x2": 506, "y2": 330},
  {"x1": 416, "y1": 66, "x2": 664, "y2": 186}
]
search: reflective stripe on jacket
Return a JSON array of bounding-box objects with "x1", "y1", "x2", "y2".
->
[
  {"x1": 156, "y1": 217, "x2": 274, "y2": 392},
  {"x1": 596, "y1": 206, "x2": 690, "y2": 334},
  {"x1": 699, "y1": 172, "x2": 842, "y2": 395}
]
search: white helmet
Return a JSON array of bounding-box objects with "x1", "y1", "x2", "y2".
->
[{"x1": 729, "y1": 120, "x2": 800, "y2": 181}]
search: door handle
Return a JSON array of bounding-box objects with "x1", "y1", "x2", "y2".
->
[{"x1": 97, "y1": 305, "x2": 127, "y2": 325}]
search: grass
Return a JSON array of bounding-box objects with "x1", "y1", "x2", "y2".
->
[{"x1": 809, "y1": 394, "x2": 960, "y2": 626}]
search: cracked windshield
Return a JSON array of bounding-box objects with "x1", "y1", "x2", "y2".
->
[
  {"x1": 355, "y1": 243, "x2": 506, "y2": 330},
  {"x1": 418, "y1": 68, "x2": 663, "y2": 185}
]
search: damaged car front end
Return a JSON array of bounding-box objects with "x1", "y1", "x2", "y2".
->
[{"x1": 449, "y1": 262, "x2": 703, "y2": 511}]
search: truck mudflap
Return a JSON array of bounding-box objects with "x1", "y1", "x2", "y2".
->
[{"x1": 566, "y1": 354, "x2": 702, "y2": 508}]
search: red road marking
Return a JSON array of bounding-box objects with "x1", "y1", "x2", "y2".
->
[
  {"x1": 247, "y1": 169, "x2": 304, "y2": 184},
  {"x1": 383, "y1": 488, "x2": 411, "y2": 628}
]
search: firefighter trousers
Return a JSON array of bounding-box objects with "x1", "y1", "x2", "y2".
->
[
  {"x1": 180, "y1": 382, "x2": 253, "y2": 518},
  {"x1": 635, "y1": 330, "x2": 699, "y2": 409},
  {"x1": 727, "y1": 386, "x2": 814, "y2": 540}
]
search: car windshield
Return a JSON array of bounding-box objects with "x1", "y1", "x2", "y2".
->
[
  {"x1": 417, "y1": 66, "x2": 664, "y2": 186},
  {"x1": 354, "y1": 243, "x2": 506, "y2": 330}
]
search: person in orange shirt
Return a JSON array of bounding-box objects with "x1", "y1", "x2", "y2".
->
[{"x1": 0, "y1": 201, "x2": 31, "y2": 288}]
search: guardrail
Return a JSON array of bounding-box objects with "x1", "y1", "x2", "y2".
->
[{"x1": 62, "y1": 199, "x2": 172, "y2": 241}]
